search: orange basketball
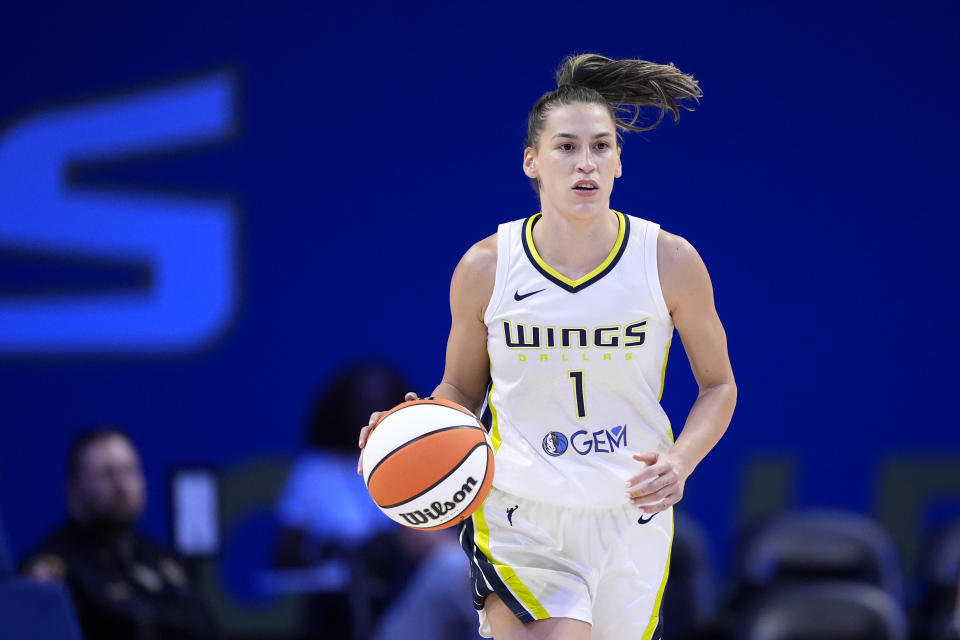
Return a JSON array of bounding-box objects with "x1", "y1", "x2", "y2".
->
[{"x1": 361, "y1": 398, "x2": 494, "y2": 530}]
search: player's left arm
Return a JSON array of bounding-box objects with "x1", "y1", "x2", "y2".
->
[{"x1": 626, "y1": 230, "x2": 737, "y2": 513}]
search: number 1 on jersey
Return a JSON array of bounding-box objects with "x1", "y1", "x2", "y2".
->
[{"x1": 568, "y1": 370, "x2": 587, "y2": 419}]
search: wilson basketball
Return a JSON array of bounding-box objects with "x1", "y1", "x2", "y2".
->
[{"x1": 362, "y1": 398, "x2": 494, "y2": 530}]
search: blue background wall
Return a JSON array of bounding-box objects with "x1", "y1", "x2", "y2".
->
[{"x1": 1, "y1": 0, "x2": 958, "y2": 611}]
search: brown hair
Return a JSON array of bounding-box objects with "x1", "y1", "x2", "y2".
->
[{"x1": 525, "y1": 53, "x2": 702, "y2": 190}]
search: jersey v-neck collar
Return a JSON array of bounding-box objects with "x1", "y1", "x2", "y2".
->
[{"x1": 521, "y1": 210, "x2": 630, "y2": 293}]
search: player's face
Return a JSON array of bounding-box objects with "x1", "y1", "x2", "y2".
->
[
  {"x1": 524, "y1": 103, "x2": 622, "y2": 215},
  {"x1": 70, "y1": 435, "x2": 146, "y2": 527}
]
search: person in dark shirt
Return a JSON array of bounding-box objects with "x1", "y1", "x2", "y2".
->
[{"x1": 21, "y1": 427, "x2": 219, "y2": 640}]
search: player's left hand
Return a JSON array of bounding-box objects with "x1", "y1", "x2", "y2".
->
[{"x1": 625, "y1": 451, "x2": 689, "y2": 513}]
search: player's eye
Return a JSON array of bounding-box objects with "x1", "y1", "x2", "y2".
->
[
  {"x1": 559, "y1": 143, "x2": 574, "y2": 152},
  {"x1": 595, "y1": 141, "x2": 609, "y2": 150}
]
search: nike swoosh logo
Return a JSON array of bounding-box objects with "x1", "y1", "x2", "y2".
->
[
  {"x1": 514, "y1": 288, "x2": 545, "y2": 301},
  {"x1": 637, "y1": 512, "x2": 658, "y2": 525}
]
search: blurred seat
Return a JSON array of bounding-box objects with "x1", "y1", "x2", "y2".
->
[
  {"x1": 738, "y1": 581, "x2": 908, "y2": 640},
  {"x1": 735, "y1": 509, "x2": 903, "y2": 601},
  {"x1": 662, "y1": 511, "x2": 717, "y2": 640},
  {"x1": 0, "y1": 511, "x2": 84, "y2": 640},
  {"x1": 918, "y1": 518, "x2": 960, "y2": 640}
]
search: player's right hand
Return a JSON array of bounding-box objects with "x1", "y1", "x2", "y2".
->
[{"x1": 358, "y1": 391, "x2": 419, "y2": 474}]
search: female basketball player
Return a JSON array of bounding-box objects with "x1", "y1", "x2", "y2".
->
[{"x1": 359, "y1": 54, "x2": 736, "y2": 640}]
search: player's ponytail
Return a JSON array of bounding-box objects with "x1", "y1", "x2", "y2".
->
[{"x1": 525, "y1": 53, "x2": 702, "y2": 151}]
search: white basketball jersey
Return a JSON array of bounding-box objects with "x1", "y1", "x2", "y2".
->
[{"x1": 483, "y1": 210, "x2": 674, "y2": 508}]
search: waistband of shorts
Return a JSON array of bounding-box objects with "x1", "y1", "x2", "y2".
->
[{"x1": 490, "y1": 485, "x2": 655, "y2": 514}]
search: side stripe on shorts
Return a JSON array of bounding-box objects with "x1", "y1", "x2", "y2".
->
[
  {"x1": 652, "y1": 611, "x2": 664, "y2": 640},
  {"x1": 641, "y1": 509, "x2": 673, "y2": 640},
  {"x1": 459, "y1": 508, "x2": 547, "y2": 623},
  {"x1": 458, "y1": 518, "x2": 494, "y2": 610},
  {"x1": 475, "y1": 502, "x2": 550, "y2": 620}
]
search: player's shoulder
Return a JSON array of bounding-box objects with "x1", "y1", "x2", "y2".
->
[
  {"x1": 656, "y1": 228, "x2": 706, "y2": 273},
  {"x1": 455, "y1": 232, "x2": 498, "y2": 284},
  {"x1": 450, "y1": 233, "x2": 497, "y2": 315},
  {"x1": 656, "y1": 228, "x2": 713, "y2": 312}
]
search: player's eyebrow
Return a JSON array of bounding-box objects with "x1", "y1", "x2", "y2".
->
[{"x1": 552, "y1": 132, "x2": 614, "y2": 140}]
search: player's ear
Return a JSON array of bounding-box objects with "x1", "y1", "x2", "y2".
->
[
  {"x1": 615, "y1": 145, "x2": 622, "y2": 178},
  {"x1": 523, "y1": 147, "x2": 538, "y2": 179}
]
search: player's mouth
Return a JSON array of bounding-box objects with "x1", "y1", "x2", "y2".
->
[{"x1": 572, "y1": 180, "x2": 599, "y2": 197}]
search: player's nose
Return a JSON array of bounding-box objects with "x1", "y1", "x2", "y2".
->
[{"x1": 576, "y1": 149, "x2": 597, "y2": 172}]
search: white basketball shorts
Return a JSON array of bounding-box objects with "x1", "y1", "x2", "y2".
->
[{"x1": 458, "y1": 486, "x2": 673, "y2": 639}]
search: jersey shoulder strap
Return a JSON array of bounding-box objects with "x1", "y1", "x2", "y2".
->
[{"x1": 484, "y1": 217, "x2": 524, "y2": 324}]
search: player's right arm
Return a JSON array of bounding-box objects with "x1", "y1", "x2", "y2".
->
[
  {"x1": 357, "y1": 234, "x2": 497, "y2": 472},
  {"x1": 429, "y1": 233, "x2": 497, "y2": 414}
]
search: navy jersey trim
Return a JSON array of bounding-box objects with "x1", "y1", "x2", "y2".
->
[{"x1": 520, "y1": 211, "x2": 631, "y2": 293}]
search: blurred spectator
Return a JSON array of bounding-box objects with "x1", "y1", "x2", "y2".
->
[
  {"x1": 21, "y1": 427, "x2": 219, "y2": 640},
  {"x1": 271, "y1": 361, "x2": 414, "y2": 639},
  {"x1": 373, "y1": 528, "x2": 481, "y2": 640},
  {"x1": 273, "y1": 362, "x2": 408, "y2": 568},
  {"x1": 271, "y1": 361, "x2": 481, "y2": 639}
]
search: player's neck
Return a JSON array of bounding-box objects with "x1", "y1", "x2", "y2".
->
[{"x1": 532, "y1": 203, "x2": 619, "y2": 279}]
